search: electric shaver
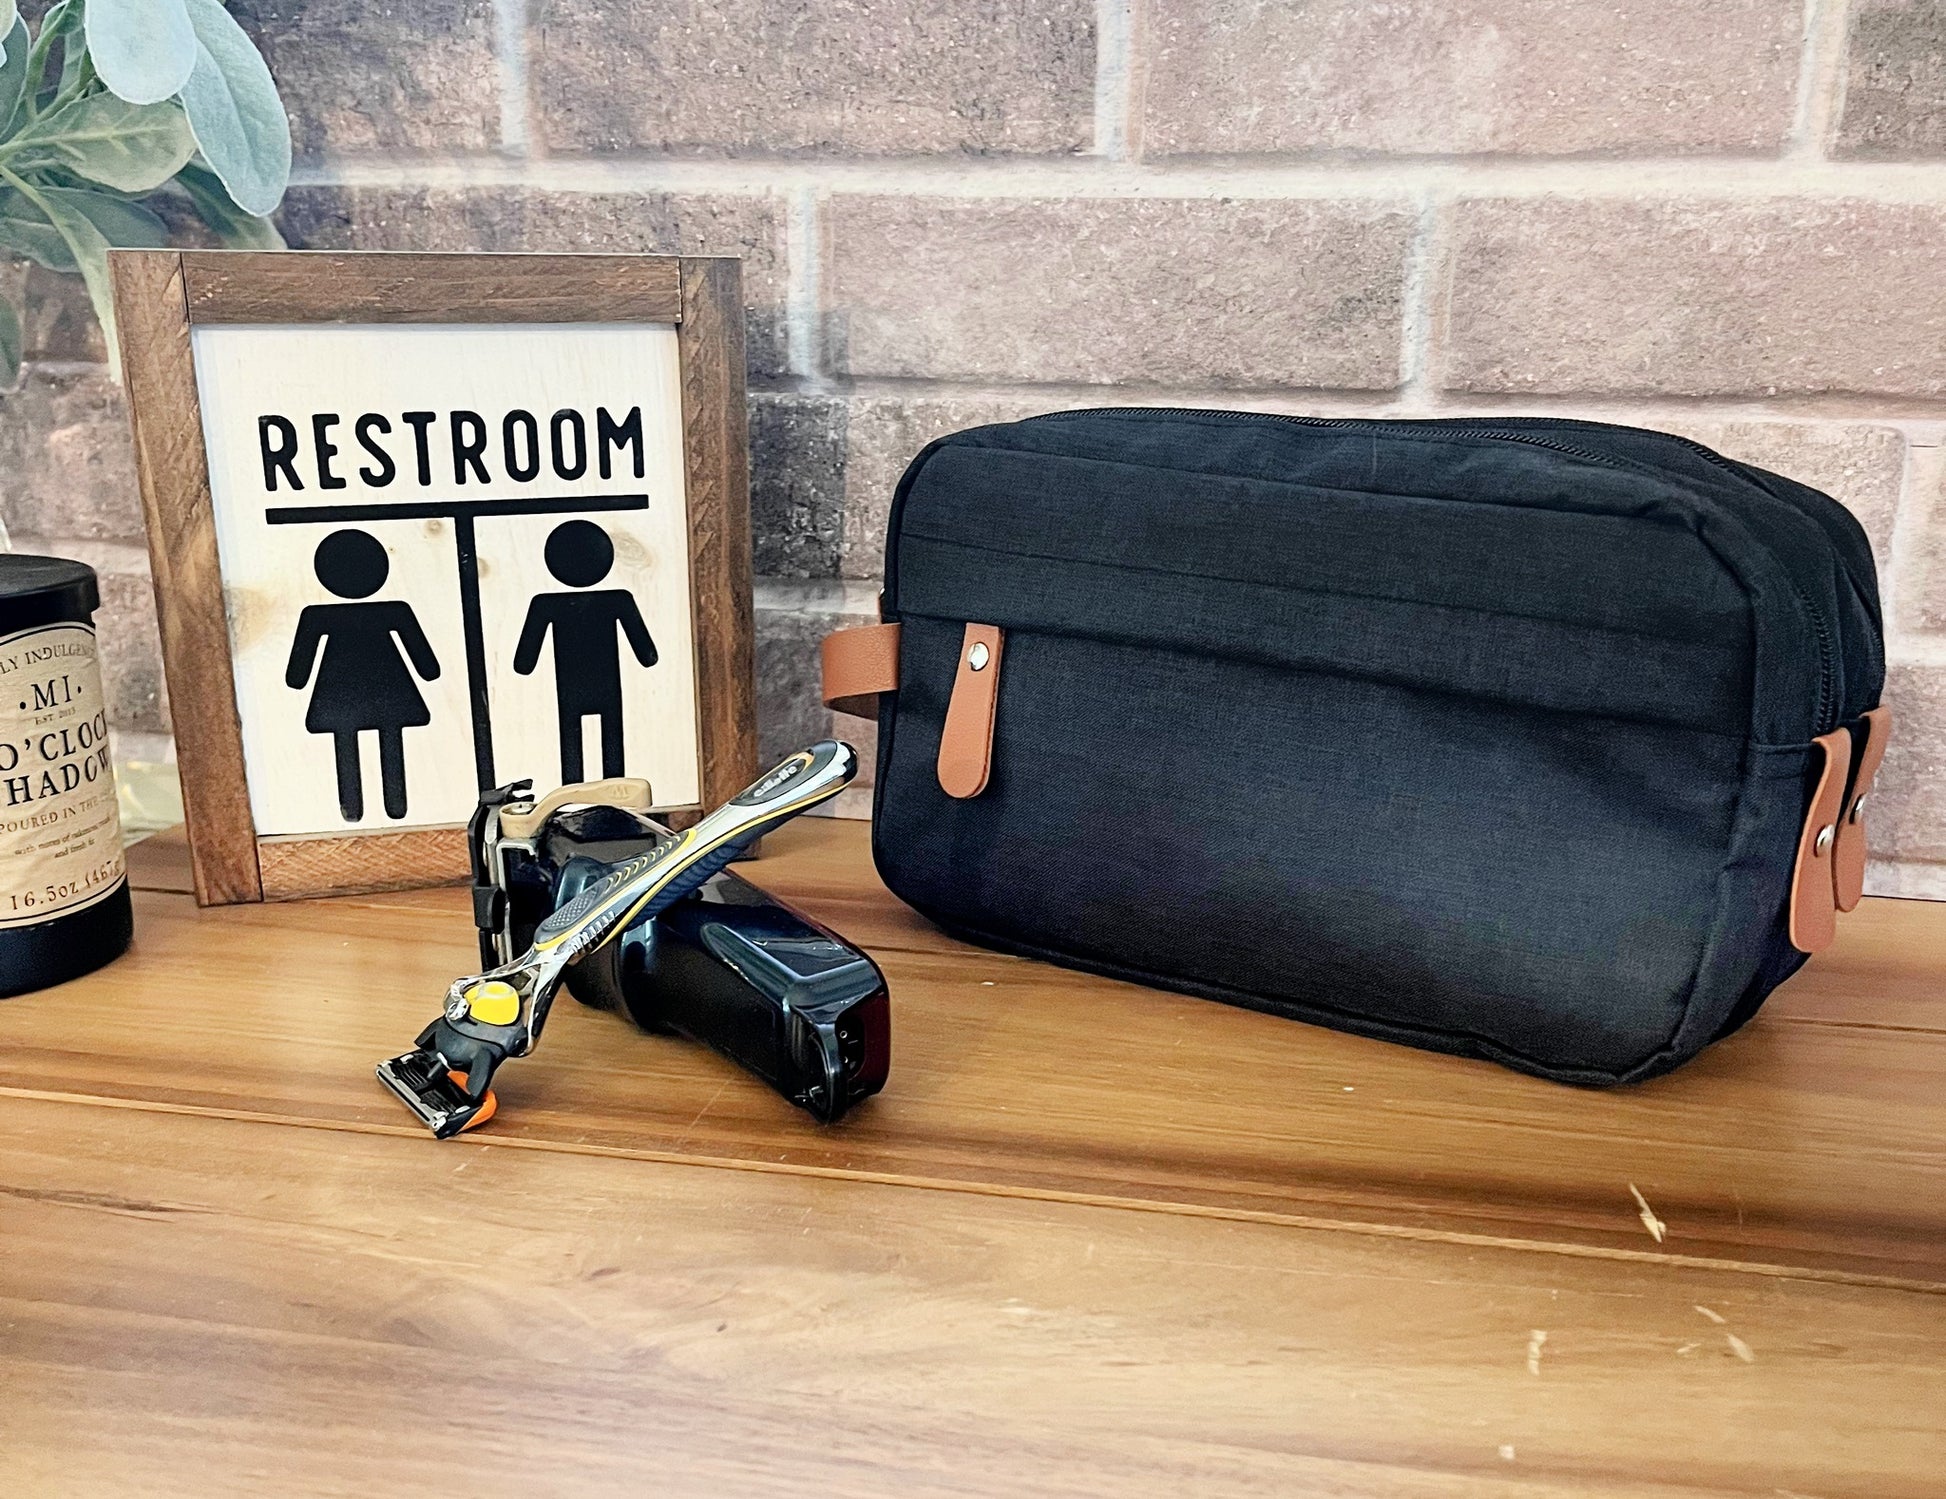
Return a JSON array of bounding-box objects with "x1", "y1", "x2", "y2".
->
[{"x1": 377, "y1": 740, "x2": 887, "y2": 1137}]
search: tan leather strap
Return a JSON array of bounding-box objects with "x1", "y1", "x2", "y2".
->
[
  {"x1": 938, "y1": 624, "x2": 1004, "y2": 799},
  {"x1": 821, "y1": 622, "x2": 901, "y2": 718},
  {"x1": 1833, "y1": 704, "x2": 1891, "y2": 914},
  {"x1": 499, "y1": 778, "x2": 654, "y2": 840},
  {"x1": 1789, "y1": 728, "x2": 1851, "y2": 954}
]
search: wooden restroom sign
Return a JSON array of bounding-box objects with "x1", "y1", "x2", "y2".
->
[{"x1": 112, "y1": 252, "x2": 755, "y2": 905}]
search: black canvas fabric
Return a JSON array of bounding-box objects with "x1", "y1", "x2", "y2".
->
[{"x1": 866, "y1": 410, "x2": 1885, "y2": 1084}]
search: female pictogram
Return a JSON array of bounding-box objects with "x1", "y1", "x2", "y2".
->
[{"x1": 285, "y1": 529, "x2": 442, "y2": 821}]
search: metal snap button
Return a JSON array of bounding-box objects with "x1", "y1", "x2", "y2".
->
[{"x1": 968, "y1": 641, "x2": 990, "y2": 671}]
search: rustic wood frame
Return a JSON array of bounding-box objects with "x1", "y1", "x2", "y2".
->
[{"x1": 111, "y1": 250, "x2": 755, "y2": 906}]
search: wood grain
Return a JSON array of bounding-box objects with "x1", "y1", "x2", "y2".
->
[
  {"x1": 14, "y1": 820, "x2": 1946, "y2": 1286},
  {"x1": 181, "y1": 251, "x2": 683, "y2": 325},
  {"x1": 109, "y1": 250, "x2": 262, "y2": 906},
  {"x1": 256, "y1": 828, "x2": 469, "y2": 901},
  {"x1": 674, "y1": 256, "x2": 758, "y2": 823},
  {"x1": 4, "y1": 1094, "x2": 1941, "y2": 1499}
]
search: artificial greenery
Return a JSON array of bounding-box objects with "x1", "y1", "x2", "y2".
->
[{"x1": 0, "y1": 0, "x2": 293, "y2": 386}]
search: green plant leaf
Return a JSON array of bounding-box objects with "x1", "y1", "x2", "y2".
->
[
  {"x1": 7, "y1": 93, "x2": 198, "y2": 192},
  {"x1": 86, "y1": 0, "x2": 197, "y2": 106},
  {"x1": 0, "y1": 187, "x2": 75, "y2": 269},
  {"x1": 37, "y1": 183, "x2": 169, "y2": 246},
  {"x1": 0, "y1": 292, "x2": 21, "y2": 392},
  {"x1": 0, "y1": 168, "x2": 116, "y2": 375},
  {"x1": 177, "y1": 158, "x2": 284, "y2": 249},
  {"x1": 177, "y1": 0, "x2": 290, "y2": 218},
  {"x1": 0, "y1": 14, "x2": 29, "y2": 133},
  {"x1": 40, "y1": 0, "x2": 84, "y2": 99}
]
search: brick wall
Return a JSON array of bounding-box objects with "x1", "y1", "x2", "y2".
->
[{"x1": 5, "y1": 0, "x2": 1946, "y2": 891}]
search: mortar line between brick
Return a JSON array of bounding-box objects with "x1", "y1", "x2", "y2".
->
[
  {"x1": 1094, "y1": 0, "x2": 1136, "y2": 163},
  {"x1": 1888, "y1": 637, "x2": 1946, "y2": 667},
  {"x1": 7, "y1": 536, "x2": 152, "y2": 571},
  {"x1": 755, "y1": 375, "x2": 1946, "y2": 425},
  {"x1": 784, "y1": 187, "x2": 825, "y2": 388},
  {"x1": 1395, "y1": 194, "x2": 1443, "y2": 407},
  {"x1": 288, "y1": 156, "x2": 1946, "y2": 203},
  {"x1": 1867, "y1": 861, "x2": 1946, "y2": 900},
  {"x1": 491, "y1": 0, "x2": 533, "y2": 157},
  {"x1": 753, "y1": 577, "x2": 881, "y2": 613},
  {"x1": 1788, "y1": 0, "x2": 1853, "y2": 162}
]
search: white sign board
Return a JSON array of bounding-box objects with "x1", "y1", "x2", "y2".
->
[{"x1": 191, "y1": 321, "x2": 700, "y2": 837}]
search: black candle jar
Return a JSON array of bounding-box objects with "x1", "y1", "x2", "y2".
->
[{"x1": 0, "y1": 556, "x2": 133, "y2": 997}]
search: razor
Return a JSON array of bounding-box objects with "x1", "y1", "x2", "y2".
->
[{"x1": 377, "y1": 740, "x2": 859, "y2": 1137}]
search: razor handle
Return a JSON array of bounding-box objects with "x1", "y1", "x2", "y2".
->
[{"x1": 527, "y1": 741, "x2": 857, "y2": 967}]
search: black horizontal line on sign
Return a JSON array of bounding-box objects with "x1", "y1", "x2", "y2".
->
[{"x1": 264, "y1": 494, "x2": 651, "y2": 525}]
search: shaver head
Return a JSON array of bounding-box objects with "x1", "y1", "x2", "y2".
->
[{"x1": 375, "y1": 1048, "x2": 499, "y2": 1140}]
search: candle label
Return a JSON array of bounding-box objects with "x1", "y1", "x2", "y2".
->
[{"x1": 0, "y1": 623, "x2": 126, "y2": 930}]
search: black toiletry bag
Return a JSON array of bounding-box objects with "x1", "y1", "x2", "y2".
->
[{"x1": 820, "y1": 411, "x2": 1890, "y2": 1084}]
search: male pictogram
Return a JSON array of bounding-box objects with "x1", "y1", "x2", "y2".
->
[
  {"x1": 285, "y1": 529, "x2": 441, "y2": 821},
  {"x1": 514, "y1": 520, "x2": 657, "y2": 782}
]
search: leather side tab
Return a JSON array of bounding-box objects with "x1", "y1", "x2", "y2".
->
[
  {"x1": 938, "y1": 624, "x2": 1004, "y2": 799},
  {"x1": 1789, "y1": 728, "x2": 1852, "y2": 955},
  {"x1": 1834, "y1": 705, "x2": 1892, "y2": 913},
  {"x1": 821, "y1": 623, "x2": 901, "y2": 718}
]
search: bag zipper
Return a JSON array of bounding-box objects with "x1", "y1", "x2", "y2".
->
[
  {"x1": 1430, "y1": 414, "x2": 1870, "y2": 715},
  {"x1": 1021, "y1": 408, "x2": 1841, "y2": 734}
]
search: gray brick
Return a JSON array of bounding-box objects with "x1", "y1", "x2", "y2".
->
[
  {"x1": 0, "y1": 259, "x2": 19, "y2": 379},
  {"x1": 1143, "y1": 0, "x2": 1802, "y2": 157},
  {"x1": 2, "y1": 260, "x2": 104, "y2": 365},
  {"x1": 279, "y1": 186, "x2": 791, "y2": 375},
  {"x1": 1836, "y1": 0, "x2": 1946, "y2": 157},
  {"x1": 1899, "y1": 447, "x2": 1946, "y2": 632},
  {"x1": 0, "y1": 369, "x2": 141, "y2": 542},
  {"x1": 531, "y1": 0, "x2": 1094, "y2": 156},
  {"x1": 753, "y1": 591, "x2": 879, "y2": 812},
  {"x1": 93, "y1": 560, "x2": 168, "y2": 735},
  {"x1": 750, "y1": 395, "x2": 848, "y2": 579},
  {"x1": 1443, "y1": 199, "x2": 1946, "y2": 398},
  {"x1": 747, "y1": 587, "x2": 879, "y2": 805},
  {"x1": 748, "y1": 393, "x2": 1063, "y2": 580},
  {"x1": 231, "y1": 0, "x2": 500, "y2": 157},
  {"x1": 20, "y1": 263, "x2": 107, "y2": 363},
  {"x1": 754, "y1": 600, "x2": 838, "y2": 768},
  {"x1": 1867, "y1": 663, "x2": 1946, "y2": 871},
  {"x1": 825, "y1": 197, "x2": 1412, "y2": 389}
]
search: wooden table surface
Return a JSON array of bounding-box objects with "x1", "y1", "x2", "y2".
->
[{"x1": 3, "y1": 821, "x2": 1942, "y2": 1496}]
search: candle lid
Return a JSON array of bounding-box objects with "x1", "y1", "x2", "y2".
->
[{"x1": 0, "y1": 554, "x2": 101, "y2": 618}]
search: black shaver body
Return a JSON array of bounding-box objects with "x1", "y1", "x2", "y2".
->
[{"x1": 481, "y1": 801, "x2": 889, "y2": 1122}]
